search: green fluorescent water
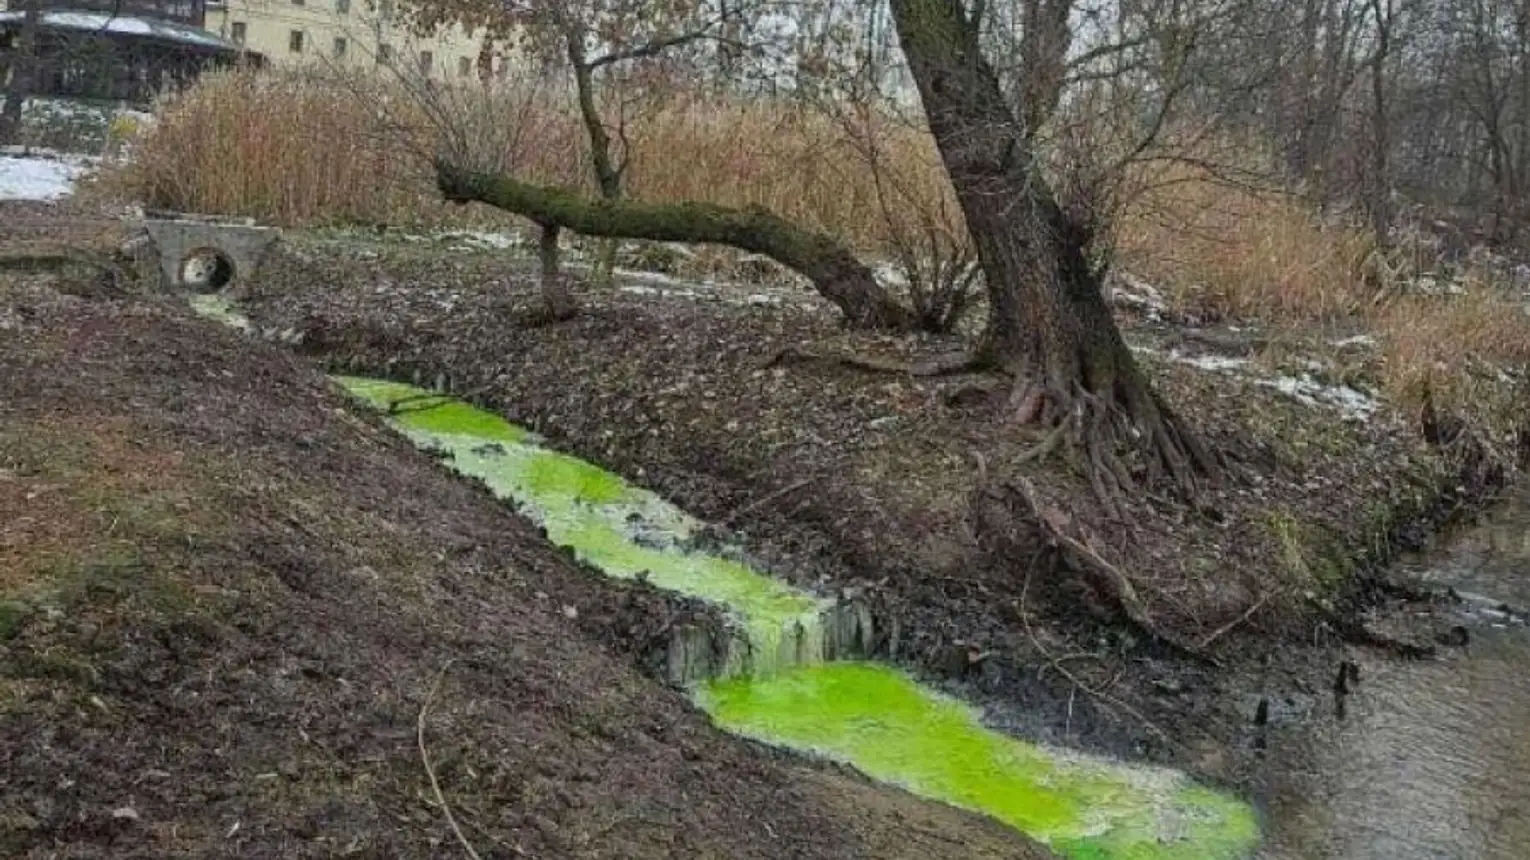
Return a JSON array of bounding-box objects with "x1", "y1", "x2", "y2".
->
[
  {"x1": 327, "y1": 375, "x2": 1261, "y2": 860},
  {"x1": 187, "y1": 297, "x2": 1256, "y2": 856},
  {"x1": 334, "y1": 375, "x2": 827, "y2": 670},
  {"x1": 700, "y1": 664, "x2": 1260, "y2": 860}
]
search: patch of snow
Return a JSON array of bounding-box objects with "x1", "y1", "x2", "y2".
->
[
  {"x1": 0, "y1": 151, "x2": 91, "y2": 201},
  {"x1": 444, "y1": 230, "x2": 522, "y2": 250},
  {"x1": 1411, "y1": 274, "x2": 1467, "y2": 296},
  {"x1": 1169, "y1": 350, "x2": 1249, "y2": 373},
  {"x1": 619, "y1": 284, "x2": 704, "y2": 300},
  {"x1": 1109, "y1": 270, "x2": 1168, "y2": 321},
  {"x1": 1257, "y1": 374, "x2": 1380, "y2": 421},
  {"x1": 610, "y1": 267, "x2": 694, "y2": 288},
  {"x1": 1330, "y1": 334, "x2": 1376, "y2": 348},
  {"x1": 872, "y1": 262, "x2": 911, "y2": 289}
]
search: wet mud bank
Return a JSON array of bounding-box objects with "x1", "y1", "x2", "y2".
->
[
  {"x1": 1, "y1": 278, "x2": 1071, "y2": 859},
  {"x1": 237, "y1": 240, "x2": 1523, "y2": 785},
  {"x1": 326, "y1": 374, "x2": 1259, "y2": 858}
]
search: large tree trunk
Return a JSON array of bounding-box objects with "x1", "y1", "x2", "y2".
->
[
  {"x1": 435, "y1": 161, "x2": 915, "y2": 330},
  {"x1": 888, "y1": 0, "x2": 1218, "y2": 497},
  {"x1": 0, "y1": 0, "x2": 41, "y2": 145}
]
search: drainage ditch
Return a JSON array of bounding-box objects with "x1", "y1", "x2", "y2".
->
[{"x1": 191, "y1": 293, "x2": 1260, "y2": 859}]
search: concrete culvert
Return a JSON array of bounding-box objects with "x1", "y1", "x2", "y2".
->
[{"x1": 180, "y1": 247, "x2": 236, "y2": 293}]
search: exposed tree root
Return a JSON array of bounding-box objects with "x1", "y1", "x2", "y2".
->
[
  {"x1": 972, "y1": 456, "x2": 1211, "y2": 663},
  {"x1": 999, "y1": 374, "x2": 1223, "y2": 513}
]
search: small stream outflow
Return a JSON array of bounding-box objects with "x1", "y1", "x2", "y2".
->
[
  {"x1": 336, "y1": 376, "x2": 874, "y2": 685},
  {"x1": 191, "y1": 296, "x2": 1260, "y2": 859}
]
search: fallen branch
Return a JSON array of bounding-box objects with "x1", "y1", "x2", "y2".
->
[
  {"x1": 417, "y1": 662, "x2": 483, "y2": 860},
  {"x1": 1305, "y1": 595, "x2": 1437, "y2": 659},
  {"x1": 435, "y1": 161, "x2": 915, "y2": 331},
  {"x1": 762, "y1": 345, "x2": 984, "y2": 377},
  {"x1": 1015, "y1": 574, "x2": 1177, "y2": 747},
  {"x1": 386, "y1": 381, "x2": 498, "y2": 415}
]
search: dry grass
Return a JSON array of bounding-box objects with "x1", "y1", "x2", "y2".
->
[
  {"x1": 96, "y1": 67, "x2": 955, "y2": 248},
  {"x1": 1374, "y1": 286, "x2": 1530, "y2": 428},
  {"x1": 100, "y1": 68, "x2": 1377, "y2": 315},
  {"x1": 1117, "y1": 166, "x2": 1376, "y2": 323},
  {"x1": 97, "y1": 67, "x2": 1530, "y2": 423}
]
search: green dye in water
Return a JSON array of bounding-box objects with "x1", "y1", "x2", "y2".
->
[
  {"x1": 699, "y1": 663, "x2": 1260, "y2": 860},
  {"x1": 328, "y1": 373, "x2": 1260, "y2": 859},
  {"x1": 335, "y1": 376, "x2": 531, "y2": 444},
  {"x1": 336, "y1": 375, "x2": 826, "y2": 671}
]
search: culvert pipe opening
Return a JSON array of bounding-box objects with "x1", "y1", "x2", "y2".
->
[{"x1": 181, "y1": 247, "x2": 236, "y2": 293}]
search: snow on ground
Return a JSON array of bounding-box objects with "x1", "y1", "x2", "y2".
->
[
  {"x1": 1256, "y1": 374, "x2": 1381, "y2": 421},
  {"x1": 0, "y1": 149, "x2": 94, "y2": 201},
  {"x1": 1169, "y1": 351, "x2": 1251, "y2": 373}
]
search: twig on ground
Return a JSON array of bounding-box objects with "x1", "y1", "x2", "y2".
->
[
  {"x1": 761, "y1": 345, "x2": 982, "y2": 377},
  {"x1": 720, "y1": 476, "x2": 820, "y2": 527},
  {"x1": 1016, "y1": 571, "x2": 1178, "y2": 747},
  {"x1": 418, "y1": 661, "x2": 483, "y2": 860},
  {"x1": 1197, "y1": 594, "x2": 1269, "y2": 650}
]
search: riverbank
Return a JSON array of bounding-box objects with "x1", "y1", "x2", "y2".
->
[
  {"x1": 0, "y1": 235, "x2": 1058, "y2": 857},
  {"x1": 239, "y1": 230, "x2": 1525, "y2": 785}
]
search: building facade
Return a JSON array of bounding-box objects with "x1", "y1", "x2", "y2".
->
[{"x1": 203, "y1": 0, "x2": 495, "y2": 81}]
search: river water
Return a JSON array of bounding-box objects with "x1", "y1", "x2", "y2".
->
[{"x1": 1253, "y1": 485, "x2": 1530, "y2": 858}]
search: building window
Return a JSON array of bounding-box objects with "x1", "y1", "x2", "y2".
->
[
  {"x1": 333, "y1": 37, "x2": 347, "y2": 57},
  {"x1": 229, "y1": 21, "x2": 246, "y2": 43},
  {"x1": 289, "y1": 30, "x2": 304, "y2": 52},
  {"x1": 418, "y1": 50, "x2": 432, "y2": 74},
  {"x1": 456, "y1": 56, "x2": 470, "y2": 77},
  {"x1": 291, "y1": 0, "x2": 303, "y2": 5},
  {"x1": 335, "y1": 0, "x2": 349, "y2": 10}
]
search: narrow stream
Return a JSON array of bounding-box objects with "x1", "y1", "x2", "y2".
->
[
  {"x1": 1252, "y1": 485, "x2": 1530, "y2": 858},
  {"x1": 333, "y1": 376, "x2": 1259, "y2": 859},
  {"x1": 190, "y1": 293, "x2": 1530, "y2": 857}
]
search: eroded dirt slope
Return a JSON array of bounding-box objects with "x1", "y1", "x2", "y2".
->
[{"x1": 0, "y1": 270, "x2": 1054, "y2": 859}]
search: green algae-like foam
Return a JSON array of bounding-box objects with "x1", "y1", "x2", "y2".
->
[
  {"x1": 334, "y1": 376, "x2": 832, "y2": 671},
  {"x1": 698, "y1": 663, "x2": 1259, "y2": 860},
  {"x1": 331, "y1": 375, "x2": 1260, "y2": 859}
]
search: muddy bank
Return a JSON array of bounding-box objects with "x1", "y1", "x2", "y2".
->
[
  {"x1": 0, "y1": 274, "x2": 1056, "y2": 857},
  {"x1": 237, "y1": 235, "x2": 1520, "y2": 781}
]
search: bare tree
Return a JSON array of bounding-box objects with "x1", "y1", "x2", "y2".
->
[
  {"x1": 887, "y1": 0, "x2": 1221, "y2": 500},
  {"x1": 404, "y1": 0, "x2": 764, "y2": 307}
]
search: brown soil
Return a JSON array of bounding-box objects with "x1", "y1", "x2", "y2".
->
[
  {"x1": 0, "y1": 208, "x2": 1056, "y2": 859},
  {"x1": 237, "y1": 232, "x2": 1513, "y2": 784}
]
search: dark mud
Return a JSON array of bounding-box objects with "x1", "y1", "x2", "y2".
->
[
  {"x1": 0, "y1": 240, "x2": 1056, "y2": 856},
  {"x1": 233, "y1": 234, "x2": 1521, "y2": 791}
]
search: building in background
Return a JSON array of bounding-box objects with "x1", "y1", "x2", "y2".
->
[
  {"x1": 0, "y1": 0, "x2": 256, "y2": 105},
  {"x1": 203, "y1": 0, "x2": 497, "y2": 81}
]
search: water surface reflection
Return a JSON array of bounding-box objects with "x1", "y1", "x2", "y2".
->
[{"x1": 1255, "y1": 485, "x2": 1530, "y2": 858}]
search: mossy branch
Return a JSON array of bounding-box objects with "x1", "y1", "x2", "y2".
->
[{"x1": 434, "y1": 161, "x2": 915, "y2": 331}]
